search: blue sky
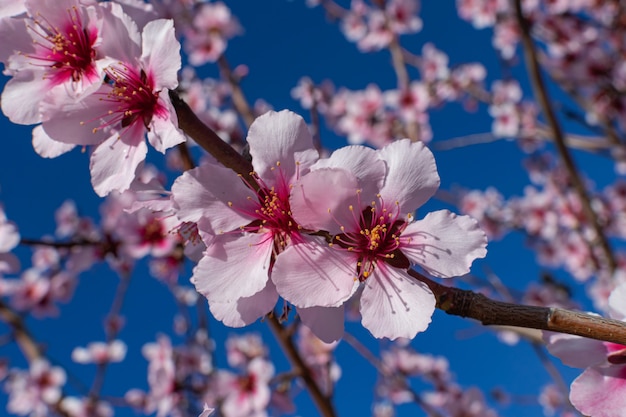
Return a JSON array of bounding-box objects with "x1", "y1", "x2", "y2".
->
[{"x1": 0, "y1": 1, "x2": 609, "y2": 416}]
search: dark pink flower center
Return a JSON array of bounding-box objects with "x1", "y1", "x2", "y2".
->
[
  {"x1": 333, "y1": 200, "x2": 410, "y2": 281},
  {"x1": 94, "y1": 65, "x2": 165, "y2": 134},
  {"x1": 232, "y1": 164, "x2": 302, "y2": 253},
  {"x1": 30, "y1": 6, "x2": 98, "y2": 84}
]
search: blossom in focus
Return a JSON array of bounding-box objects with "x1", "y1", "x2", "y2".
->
[
  {"x1": 40, "y1": 17, "x2": 185, "y2": 196},
  {"x1": 172, "y1": 110, "x2": 320, "y2": 328},
  {"x1": 274, "y1": 139, "x2": 487, "y2": 340},
  {"x1": 0, "y1": 0, "x2": 123, "y2": 124}
]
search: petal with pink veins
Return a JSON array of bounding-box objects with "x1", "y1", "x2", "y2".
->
[
  {"x1": 290, "y1": 168, "x2": 362, "y2": 234},
  {"x1": 192, "y1": 233, "x2": 272, "y2": 302},
  {"x1": 312, "y1": 145, "x2": 385, "y2": 200},
  {"x1": 360, "y1": 265, "x2": 435, "y2": 340},
  {"x1": 272, "y1": 236, "x2": 358, "y2": 308},
  {"x1": 171, "y1": 161, "x2": 256, "y2": 233},
  {"x1": 570, "y1": 365, "x2": 626, "y2": 417},
  {"x1": 401, "y1": 210, "x2": 487, "y2": 278},
  {"x1": 89, "y1": 126, "x2": 148, "y2": 196},
  {"x1": 208, "y1": 280, "x2": 278, "y2": 327},
  {"x1": 378, "y1": 139, "x2": 440, "y2": 213},
  {"x1": 248, "y1": 110, "x2": 318, "y2": 184}
]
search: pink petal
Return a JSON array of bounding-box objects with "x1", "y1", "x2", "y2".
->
[
  {"x1": 379, "y1": 139, "x2": 440, "y2": 213},
  {"x1": 171, "y1": 161, "x2": 256, "y2": 233},
  {"x1": 272, "y1": 237, "x2": 358, "y2": 308},
  {"x1": 360, "y1": 266, "x2": 435, "y2": 340},
  {"x1": 299, "y1": 305, "x2": 345, "y2": 343},
  {"x1": 402, "y1": 210, "x2": 487, "y2": 278},
  {"x1": 1, "y1": 72, "x2": 49, "y2": 124},
  {"x1": 545, "y1": 332, "x2": 608, "y2": 368},
  {"x1": 208, "y1": 280, "x2": 278, "y2": 327},
  {"x1": 147, "y1": 91, "x2": 185, "y2": 153},
  {"x1": 41, "y1": 93, "x2": 111, "y2": 145},
  {"x1": 192, "y1": 233, "x2": 272, "y2": 302},
  {"x1": 247, "y1": 110, "x2": 318, "y2": 184},
  {"x1": 98, "y1": 1, "x2": 141, "y2": 62},
  {"x1": 32, "y1": 125, "x2": 75, "y2": 158},
  {"x1": 141, "y1": 19, "x2": 180, "y2": 90},
  {"x1": 312, "y1": 145, "x2": 385, "y2": 200},
  {"x1": 90, "y1": 128, "x2": 148, "y2": 196},
  {"x1": 290, "y1": 168, "x2": 361, "y2": 234},
  {"x1": 609, "y1": 282, "x2": 626, "y2": 320},
  {"x1": 570, "y1": 365, "x2": 626, "y2": 417}
]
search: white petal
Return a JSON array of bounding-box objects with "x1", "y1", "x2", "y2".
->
[
  {"x1": 248, "y1": 110, "x2": 317, "y2": 184},
  {"x1": 360, "y1": 266, "x2": 435, "y2": 340},
  {"x1": 171, "y1": 160, "x2": 256, "y2": 233},
  {"x1": 90, "y1": 128, "x2": 147, "y2": 196},
  {"x1": 272, "y1": 237, "x2": 358, "y2": 308},
  {"x1": 402, "y1": 210, "x2": 487, "y2": 278},
  {"x1": 141, "y1": 19, "x2": 180, "y2": 90},
  {"x1": 379, "y1": 139, "x2": 440, "y2": 213},
  {"x1": 32, "y1": 125, "x2": 75, "y2": 158},
  {"x1": 192, "y1": 233, "x2": 272, "y2": 302},
  {"x1": 208, "y1": 280, "x2": 278, "y2": 327}
]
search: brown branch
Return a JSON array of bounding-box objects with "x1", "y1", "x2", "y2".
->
[
  {"x1": 513, "y1": 0, "x2": 617, "y2": 274},
  {"x1": 0, "y1": 300, "x2": 41, "y2": 361},
  {"x1": 410, "y1": 270, "x2": 626, "y2": 345},
  {"x1": 169, "y1": 90, "x2": 255, "y2": 186},
  {"x1": 266, "y1": 315, "x2": 337, "y2": 417}
]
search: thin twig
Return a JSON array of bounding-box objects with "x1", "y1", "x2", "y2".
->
[
  {"x1": 266, "y1": 314, "x2": 337, "y2": 417},
  {"x1": 217, "y1": 55, "x2": 255, "y2": 129}
]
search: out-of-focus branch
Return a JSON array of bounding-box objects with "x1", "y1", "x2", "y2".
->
[
  {"x1": 0, "y1": 300, "x2": 41, "y2": 361},
  {"x1": 513, "y1": 0, "x2": 617, "y2": 274},
  {"x1": 217, "y1": 55, "x2": 255, "y2": 129},
  {"x1": 267, "y1": 315, "x2": 337, "y2": 417},
  {"x1": 410, "y1": 270, "x2": 626, "y2": 345}
]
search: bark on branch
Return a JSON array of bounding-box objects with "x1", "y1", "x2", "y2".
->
[{"x1": 410, "y1": 270, "x2": 626, "y2": 345}]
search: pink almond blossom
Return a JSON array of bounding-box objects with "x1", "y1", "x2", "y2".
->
[
  {"x1": 0, "y1": 0, "x2": 120, "y2": 124},
  {"x1": 172, "y1": 110, "x2": 320, "y2": 328},
  {"x1": 274, "y1": 139, "x2": 487, "y2": 340},
  {"x1": 40, "y1": 17, "x2": 185, "y2": 196}
]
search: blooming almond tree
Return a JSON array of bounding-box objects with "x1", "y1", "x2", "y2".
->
[{"x1": 273, "y1": 139, "x2": 487, "y2": 340}]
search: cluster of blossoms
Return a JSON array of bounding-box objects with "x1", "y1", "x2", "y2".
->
[
  {"x1": 122, "y1": 329, "x2": 335, "y2": 417},
  {"x1": 170, "y1": 110, "x2": 487, "y2": 341},
  {"x1": 457, "y1": 0, "x2": 626, "y2": 152},
  {"x1": 291, "y1": 54, "x2": 540, "y2": 150},
  {"x1": 375, "y1": 341, "x2": 500, "y2": 417},
  {"x1": 1, "y1": 0, "x2": 186, "y2": 196}
]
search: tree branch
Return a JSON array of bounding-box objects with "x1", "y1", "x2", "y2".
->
[
  {"x1": 266, "y1": 315, "x2": 337, "y2": 417},
  {"x1": 410, "y1": 270, "x2": 626, "y2": 345}
]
